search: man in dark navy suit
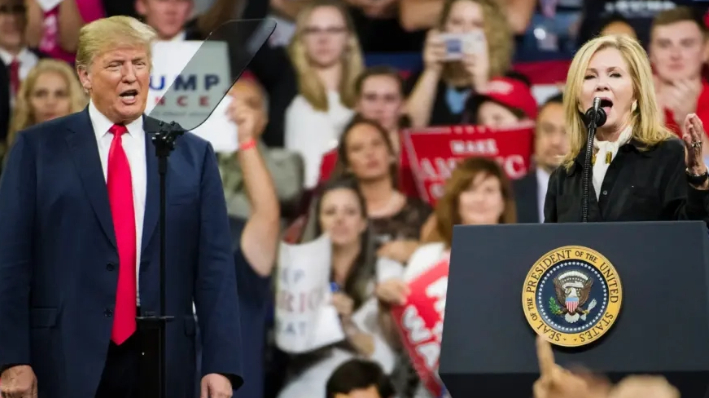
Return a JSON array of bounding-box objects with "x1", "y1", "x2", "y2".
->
[
  {"x1": 0, "y1": 16, "x2": 242, "y2": 398},
  {"x1": 514, "y1": 94, "x2": 568, "y2": 223}
]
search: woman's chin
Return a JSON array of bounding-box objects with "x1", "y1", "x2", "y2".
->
[{"x1": 461, "y1": 214, "x2": 499, "y2": 226}]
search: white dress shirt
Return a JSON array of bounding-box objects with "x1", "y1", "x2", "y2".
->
[
  {"x1": 0, "y1": 47, "x2": 39, "y2": 106},
  {"x1": 88, "y1": 101, "x2": 147, "y2": 303},
  {"x1": 168, "y1": 31, "x2": 187, "y2": 42},
  {"x1": 536, "y1": 167, "x2": 551, "y2": 222}
]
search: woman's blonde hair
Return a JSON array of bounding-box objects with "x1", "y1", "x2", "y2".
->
[
  {"x1": 438, "y1": 0, "x2": 513, "y2": 83},
  {"x1": 562, "y1": 34, "x2": 674, "y2": 170},
  {"x1": 76, "y1": 16, "x2": 157, "y2": 72},
  {"x1": 287, "y1": 0, "x2": 365, "y2": 112},
  {"x1": 7, "y1": 59, "x2": 87, "y2": 146}
]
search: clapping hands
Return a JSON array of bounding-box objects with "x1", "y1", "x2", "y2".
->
[{"x1": 656, "y1": 78, "x2": 702, "y2": 125}]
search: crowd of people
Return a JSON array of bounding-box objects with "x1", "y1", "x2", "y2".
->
[{"x1": 0, "y1": 0, "x2": 708, "y2": 397}]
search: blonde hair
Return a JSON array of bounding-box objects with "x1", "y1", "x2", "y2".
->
[
  {"x1": 438, "y1": 0, "x2": 513, "y2": 83},
  {"x1": 562, "y1": 34, "x2": 674, "y2": 170},
  {"x1": 76, "y1": 16, "x2": 157, "y2": 71},
  {"x1": 7, "y1": 59, "x2": 87, "y2": 147},
  {"x1": 287, "y1": 0, "x2": 365, "y2": 112}
]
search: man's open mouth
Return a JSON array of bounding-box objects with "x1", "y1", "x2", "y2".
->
[{"x1": 119, "y1": 89, "x2": 138, "y2": 101}]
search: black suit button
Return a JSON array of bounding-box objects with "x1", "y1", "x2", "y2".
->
[
  {"x1": 104, "y1": 309, "x2": 113, "y2": 317},
  {"x1": 107, "y1": 263, "x2": 116, "y2": 271},
  {"x1": 602, "y1": 190, "x2": 608, "y2": 195}
]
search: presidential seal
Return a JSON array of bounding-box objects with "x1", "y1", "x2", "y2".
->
[{"x1": 522, "y1": 246, "x2": 622, "y2": 347}]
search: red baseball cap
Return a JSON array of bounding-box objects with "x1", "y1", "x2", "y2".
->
[{"x1": 466, "y1": 76, "x2": 539, "y2": 121}]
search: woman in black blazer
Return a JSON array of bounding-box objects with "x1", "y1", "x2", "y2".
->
[{"x1": 544, "y1": 34, "x2": 709, "y2": 223}]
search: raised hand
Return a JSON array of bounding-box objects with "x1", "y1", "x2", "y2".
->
[
  {"x1": 533, "y1": 336, "x2": 610, "y2": 398},
  {"x1": 607, "y1": 376, "x2": 679, "y2": 398},
  {"x1": 332, "y1": 292, "x2": 354, "y2": 317},
  {"x1": 660, "y1": 78, "x2": 702, "y2": 125},
  {"x1": 423, "y1": 29, "x2": 447, "y2": 73},
  {"x1": 226, "y1": 99, "x2": 256, "y2": 145},
  {"x1": 375, "y1": 278, "x2": 410, "y2": 305},
  {"x1": 460, "y1": 36, "x2": 490, "y2": 90},
  {"x1": 681, "y1": 113, "x2": 708, "y2": 188}
]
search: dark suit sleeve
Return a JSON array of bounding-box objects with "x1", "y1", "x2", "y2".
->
[
  {"x1": 661, "y1": 139, "x2": 709, "y2": 221},
  {"x1": 543, "y1": 168, "x2": 560, "y2": 223},
  {"x1": 0, "y1": 132, "x2": 35, "y2": 369},
  {"x1": 194, "y1": 142, "x2": 244, "y2": 389},
  {"x1": 0, "y1": 63, "x2": 9, "y2": 145}
]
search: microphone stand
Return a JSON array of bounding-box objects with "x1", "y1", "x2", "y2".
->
[
  {"x1": 581, "y1": 107, "x2": 606, "y2": 223},
  {"x1": 137, "y1": 121, "x2": 183, "y2": 398}
]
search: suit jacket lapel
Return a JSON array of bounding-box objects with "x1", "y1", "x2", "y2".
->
[
  {"x1": 141, "y1": 116, "x2": 160, "y2": 254},
  {"x1": 64, "y1": 108, "x2": 117, "y2": 249}
]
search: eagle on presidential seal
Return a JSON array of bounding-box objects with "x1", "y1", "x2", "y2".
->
[{"x1": 550, "y1": 270, "x2": 598, "y2": 323}]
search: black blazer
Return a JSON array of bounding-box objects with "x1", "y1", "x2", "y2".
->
[
  {"x1": 544, "y1": 137, "x2": 709, "y2": 223},
  {"x1": 513, "y1": 171, "x2": 541, "y2": 223}
]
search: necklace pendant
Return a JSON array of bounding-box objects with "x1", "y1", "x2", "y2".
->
[{"x1": 605, "y1": 152, "x2": 612, "y2": 164}]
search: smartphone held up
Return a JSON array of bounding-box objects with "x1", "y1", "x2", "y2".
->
[{"x1": 439, "y1": 30, "x2": 485, "y2": 61}]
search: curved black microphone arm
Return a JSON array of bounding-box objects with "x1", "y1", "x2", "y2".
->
[
  {"x1": 581, "y1": 101, "x2": 607, "y2": 223},
  {"x1": 137, "y1": 120, "x2": 184, "y2": 398}
]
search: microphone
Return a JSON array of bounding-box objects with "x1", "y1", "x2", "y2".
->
[
  {"x1": 585, "y1": 97, "x2": 607, "y2": 128},
  {"x1": 581, "y1": 97, "x2": 607, "y2": 223}
]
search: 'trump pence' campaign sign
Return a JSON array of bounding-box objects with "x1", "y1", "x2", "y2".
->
[{"x1": 147, "y1": 41, "x2": 238, "y2": 152}]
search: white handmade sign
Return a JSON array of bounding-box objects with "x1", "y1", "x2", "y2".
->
[{"x1": 275, "y1": 234, "x2": 345, "y2": 353}]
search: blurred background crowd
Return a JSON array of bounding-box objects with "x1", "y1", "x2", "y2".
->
[{"x1": 0, "y1": 0, "x2": 708, "y2": 397}]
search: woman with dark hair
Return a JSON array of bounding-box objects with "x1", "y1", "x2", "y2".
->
[
  {"x1": 331, "y1": 117, "x2": 432, "y2": 264},
  {"x1": 278, "y1": 177, "x2": 396, "y2": 398},
  {"x1": 377, "y1": 156, "x2": 516, "y2": 398},
  {"x1": 318, "y1": 66, "x2": 419, "y2": 198}
]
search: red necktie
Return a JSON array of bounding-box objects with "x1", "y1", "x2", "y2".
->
[
  {"x1": 9, "y1": 58, "x2": 20, "y2": 96},
  {"x1": 107, "y1": 124, "x2": 137, "y2": 345}
]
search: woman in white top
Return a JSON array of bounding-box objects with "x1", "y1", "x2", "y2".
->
[
  {"x1": 283, "y1": 0, "x2": 365, "y2": 189},
  {"x1": 377, "y1": 157, "x2": 517, "y2": 398},
  {"x1": 277, "y1": 177, "x2": 396, "y2": 398}
]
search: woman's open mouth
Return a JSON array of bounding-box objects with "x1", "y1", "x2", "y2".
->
[{"x1": 599, "y1": 98, "x2": 613, "y2": 114}]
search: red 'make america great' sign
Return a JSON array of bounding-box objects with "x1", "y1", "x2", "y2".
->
[
  {"x1": 402, "y1": 123, "x2": 534, "y2": 206},
  {"x1": 390, "y1": 258, "x2": 450, "y2": 397}
]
